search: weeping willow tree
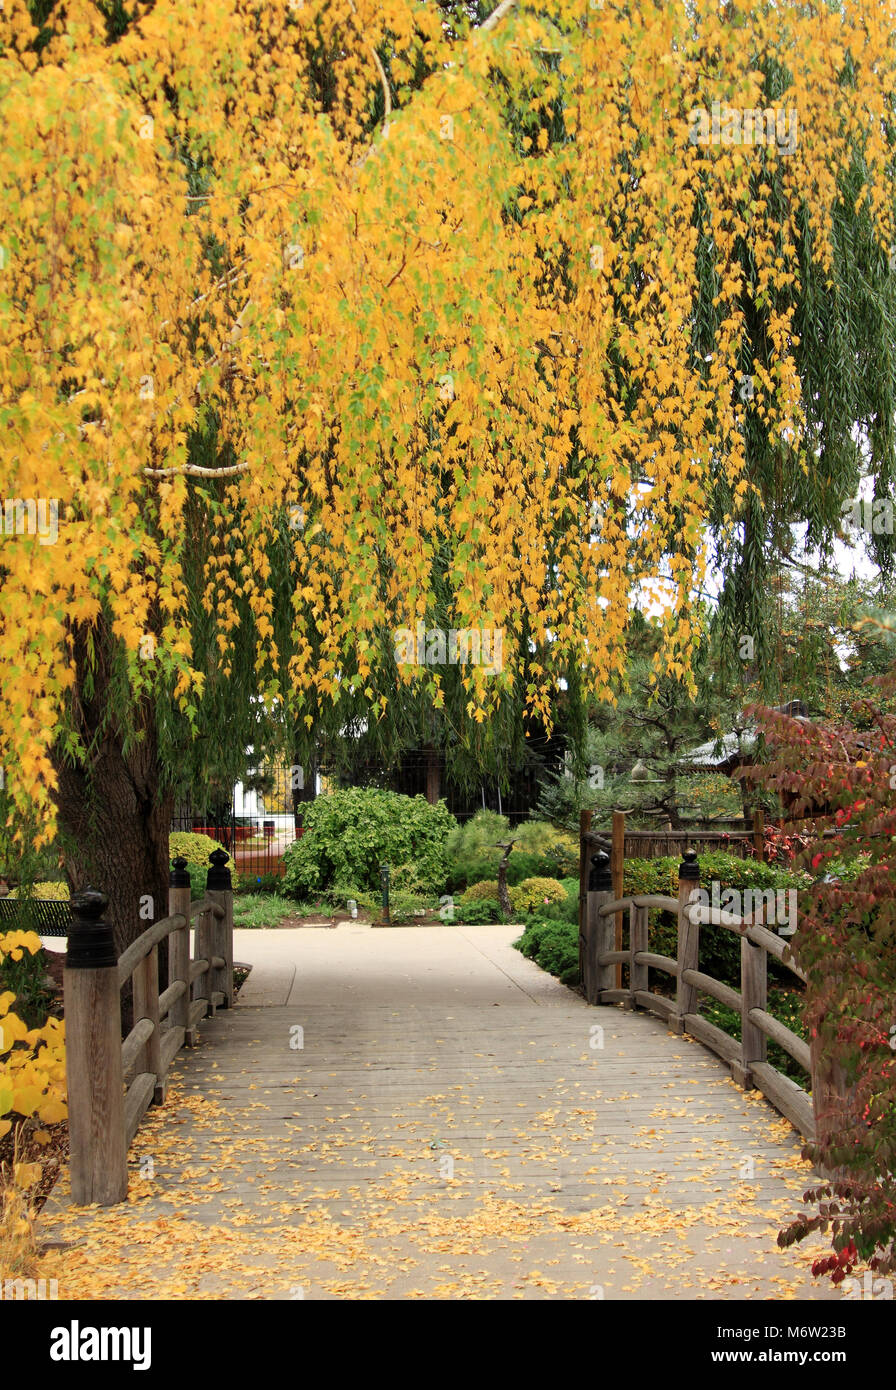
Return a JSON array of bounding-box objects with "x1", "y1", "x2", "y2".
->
[{"x1": 1, "y1": 0, "x2": 895, "y2": 946}]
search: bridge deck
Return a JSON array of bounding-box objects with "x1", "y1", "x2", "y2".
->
[{"x1": 40, "y1": 924, "x2": 837, "y2": 1300}]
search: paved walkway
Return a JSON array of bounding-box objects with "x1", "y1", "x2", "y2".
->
[{"x1": 40, "y1": 924, "x2": 838, "y2": 1300}]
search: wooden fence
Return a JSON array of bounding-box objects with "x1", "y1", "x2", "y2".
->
[
  {"x1": 64, "y1": 850, "x2": 234, "y2": 1205},
  {"x1": 579, "y1": 847, "x2": 826, "y2": 1142}
]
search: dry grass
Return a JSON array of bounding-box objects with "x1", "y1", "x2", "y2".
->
[{"x1": 0, "y1": 1129, "x2": 41, "y2": 1279}]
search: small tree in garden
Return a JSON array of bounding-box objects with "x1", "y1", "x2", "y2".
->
[{"x1": 745, "y1": 652, "x2": 896, "y2": 1281}]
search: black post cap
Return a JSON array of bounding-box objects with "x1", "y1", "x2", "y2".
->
[
  {"x1": 206, "y1": 848, "x2": 232, "y2": 891},
  {"x1": 679, "y1": 849, "x2": 700, "y2": 880},
  {"x1": 588, "y1": 850, "x2": 612, "y2": 892},
  {"x1": 66, "y1": 887, "x2": 117, "y2": 969},
  {"x1": 169, "y1": 855, "x2": 190, "y2": 888}
]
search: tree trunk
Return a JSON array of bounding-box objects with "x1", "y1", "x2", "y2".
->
[
  {"x1": 292, "y1": 741, "x2": 317, "y2": 833},
  {"x1": 424, "y1": 744, "x2": 441, "y2": 805},
  {"x1": 52, "y1": 624, "x2": 175, "y2": 962}
]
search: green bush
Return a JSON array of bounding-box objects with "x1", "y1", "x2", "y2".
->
[
  {"x1": 511, "y1": 822, "x2": 579, "y2": 877},
  {"x1": 445, "y1": 812, "x2": 579, "y2": 890},
  {"x1": 513, "y1": 917, "x2": 579, "y2": 986},
  {"x1": 282, "y1": 788, "x2": 456, "y2": 899},
  {"x1": 508, "y1": 876, "x2": 568, "y2": 914},
  {"x1": 451, "y1": 898, "x2": 501, "y2": 924},
  {"x1": 169, "y1": 831, "x2": 241, "y2": 896},
  {"x1": 445, "y1": 811, "x2": 511, "y2": 890},
  {"x1": 460, "y1": 879, "x2": 500, "y2": 903}
]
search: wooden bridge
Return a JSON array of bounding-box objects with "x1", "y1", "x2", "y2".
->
[{"x1": 38, "y1": 845, "x2": 844, "y2": 1299}]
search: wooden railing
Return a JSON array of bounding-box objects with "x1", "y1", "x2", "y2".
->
[
  {"x1": 580, "y1": 848, "x2": 817, "y2": 1140},
  {"x1": 64, "y1": 850, "x2": 234, "y2": 1205}
]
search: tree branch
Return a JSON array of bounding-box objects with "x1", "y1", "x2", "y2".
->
[
  {"x1": 479, "y1": 0, "x2": 518, "y2": 33},
  {"x1": 143, "y1": 461, "x2": 251, "y2": 479}
]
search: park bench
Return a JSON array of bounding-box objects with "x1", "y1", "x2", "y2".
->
[{"x1": 0, "y1": 895, "x2": 72, "y2": 937}]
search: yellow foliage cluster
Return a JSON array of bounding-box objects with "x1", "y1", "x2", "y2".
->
[
  {"x1": 0, "y1": 1, "x2": 894, "y2": 837},
  {"x1": 0, "y1": 932, "x2": 67, "y2": 1140}
]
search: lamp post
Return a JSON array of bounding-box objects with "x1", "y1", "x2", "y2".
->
[{"x1": 380, "y1": 863, "x2": 390, "y2": 925}]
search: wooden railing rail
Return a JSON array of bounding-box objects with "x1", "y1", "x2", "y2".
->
[
  {"x1": 581, "y1": 848, "x2": 816, "y2": 1140},
  {"x1": 64, "y1": 849, "x2": 234, "y2": 1206}
]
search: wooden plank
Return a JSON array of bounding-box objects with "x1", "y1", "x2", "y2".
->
[
  {"x1": 745, "y1": 925, "x2": 807, "y2": 982},
  {"x1": 189, "y1": 997, "x2": 209, "y2": 1027},
  {"x1": 684, "y1": 1012, "x2": 742, "y2": 1066},
  {"x1": 682, "y1": 968, "x2": 742, "y2": 1012},
  {"x1": 158, "y1": 978, "x2": 187, "y2": 1019},
  {"x1": 189, "y1": 896, "x2": 225, "y2": 920},
  {"x1": 633, "y1": 990, "x2": 677, "y2": 1020},
  {"x1": 123, "y1": 1072, "x2": 156, "y2": 1149},
  {"x1": 196, "y1": 907, "x2": 216, "y2": 1014},
  {"x1": 737, "y1": 933, "x2": 768, "y2": 1089},
  {"x1": 160, "y1": 1025, "x2": 185, "y2": 1074},
  {"x1": 611, "y1": 811, "x2": 625, "y2": 990},
  {"x1": 117, "y1": 913, "x2": 186, "y2": 989},
  {"x1": 121, "y1": 1017, "x2": 154, "y2": 1077},
  {"x1": 749, "y1": 1008, "x2": 811, "y2": 1073},
  {"x1": 132, "y1": 943, "x2": 165, "y2": 1103},
  {"x1": 597, "y1": 897, "x2": 635, "y2": 917},
  {"x1": 750, "y1": 1062, "x2": 815, "y2": 1140},
  {"x1": 633, "y1": 951, "x2": 678, "y2": 977},
  {"x1": 597, "y1": 950, "x2": 629, "y2": 966},
  {"x1": 630, "y1": 905, "x2": 648, "y2": 1001},
  {"x1": 631, "y1": 895, "x2": 680, "y2": 913}
]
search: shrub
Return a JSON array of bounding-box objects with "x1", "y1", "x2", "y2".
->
[
  {"x1": 8, "y1": 882, "x2": 69, "y2": 901},
  {"x1": 0, "y1": 931, "x2": 67, "y2": 1139},
  {"x1": 169, "y1": 831, "x2": 241, "y2": 894},
  {"x1": 511, "y1": 822, "x2": 579, "y2": 877},
  {"x1": 451, "y1": 899, "x2": 501, "y2": 924},
  {"x1": 282, "y1": 788, "x2": 456, "y2": 899},
  {"x1": 0, "y1": 928, "x2": 52, "y2": 1029},
  {"x1": 508, "y1": 877, "x2": 567, "y2": 914},
  {"x1": 445, "y1": 811, "x2": 579, "y2": 890},
  {"x1": 513, "y1": 918, "x2": 579, "y2": 986},
  {"x1": 460, "y1": 879, "x2": 500, "y2": 903},
  {"x1": 445, "y1": 810, "x2": 511, "y2": 890}
]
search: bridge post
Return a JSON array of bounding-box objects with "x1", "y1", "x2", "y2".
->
[
  {"x1": 734, "y1": 932, "x2": 767, "y2": 1089},
  {"x1": 206, "y1": 848, "x2": 234, "y2": 1009},
  {"x1": 64, "y1": 888, "x2": 128, "y2": 1206},
  {"x1": 583, "y1": 851, "x2": 613, "y2": 1004},
  {"x1": 168, "y1": 856, "x2": 193, "y2": 1043},
  {"x1": 672, "y1": 850, "x2": 700, "y2": 1035}
]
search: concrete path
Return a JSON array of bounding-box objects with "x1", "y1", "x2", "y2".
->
[{"x1": 40, "y1": 924, "x2": 838, "y2": 1301}]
